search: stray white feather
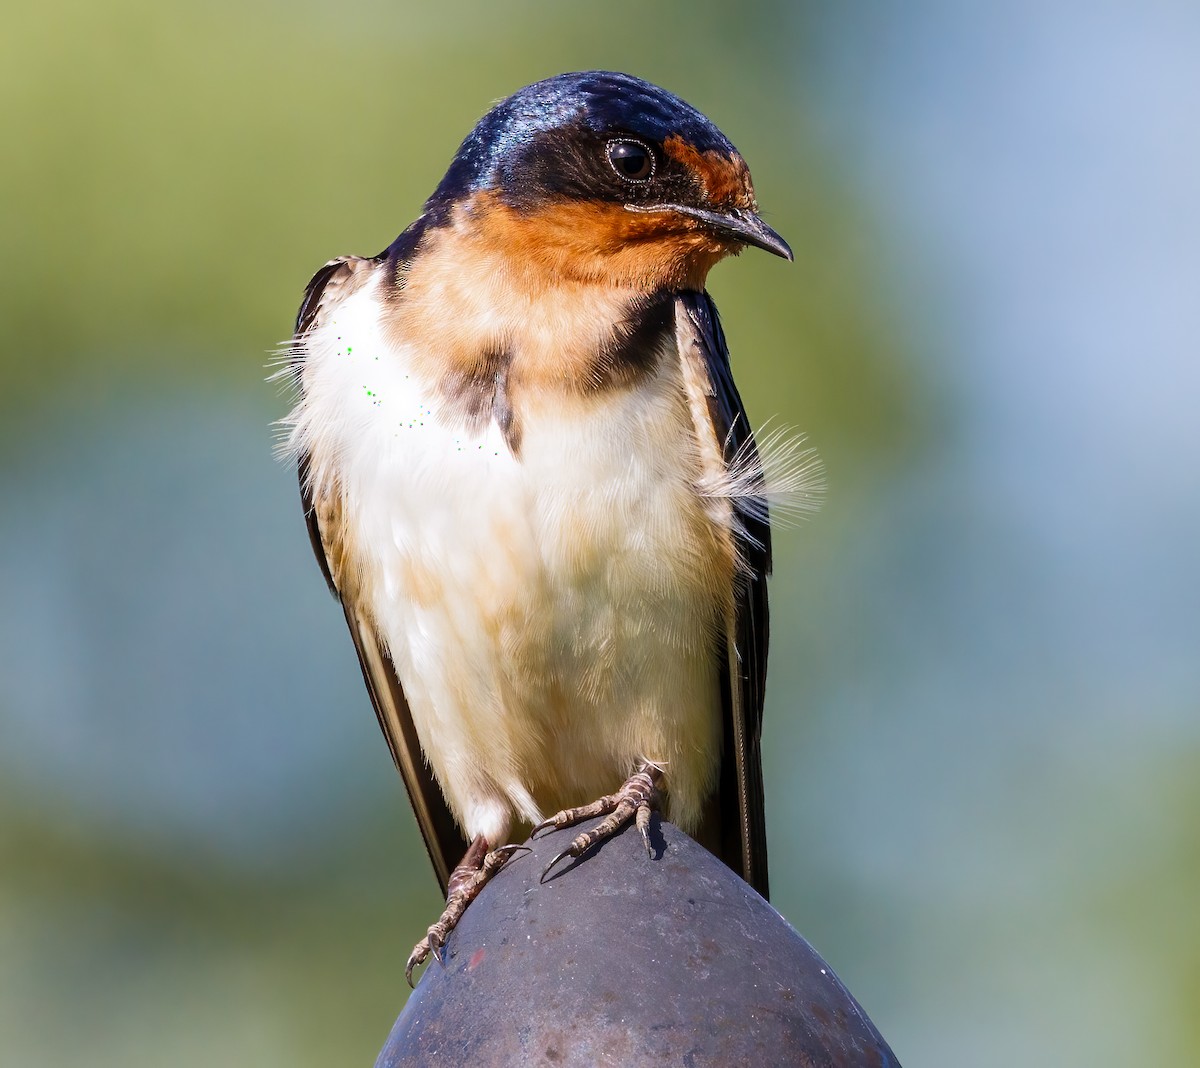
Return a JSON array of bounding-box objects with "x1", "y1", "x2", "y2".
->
[{"x1": 696, "y1": 418, "x2": 825, "y2": 540}]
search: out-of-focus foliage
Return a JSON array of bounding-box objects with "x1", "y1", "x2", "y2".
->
[
  {"x1": 0, "y1": 0, "x2": 910, "y2": 456},
  {"x1": 2, "y1": 2, "x2": 1197, "y2": 1066}
]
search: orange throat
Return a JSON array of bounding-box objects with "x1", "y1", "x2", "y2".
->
[{"x1": 454, "y1": 190, "x2": 733, "y2": 292}]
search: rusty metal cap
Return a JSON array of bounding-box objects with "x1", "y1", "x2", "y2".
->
[{"x1": 378, "y1": 817, "x2": 901, "y2": 1067}]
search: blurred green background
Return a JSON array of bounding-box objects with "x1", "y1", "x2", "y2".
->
[{"x1": 3, "y1": 2, "x2": 1198, "y2": 1064}]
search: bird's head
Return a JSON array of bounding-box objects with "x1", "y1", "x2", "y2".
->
[{"x1": 424, "y1": 71, "x2": 792, "y2": 290}]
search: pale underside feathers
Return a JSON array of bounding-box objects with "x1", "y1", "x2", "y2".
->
[{"x1": 281, "y1": 244, "x2": 807, "y2": 900}]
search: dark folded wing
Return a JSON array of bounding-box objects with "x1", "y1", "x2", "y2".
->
[
  {"x1": 676, "y1": 290, "x2": 772, "y2": 900},
  {"x1": 293, "y1": 256, "x2": 467, "y2": 894}
]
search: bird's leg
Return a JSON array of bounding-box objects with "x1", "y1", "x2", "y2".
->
[
  {"x1": 405, "y1": 835, "x2": 526, "y2": 986},
  {"x1": 534, "y1": 763, "x2": 663, "y2": 882}
]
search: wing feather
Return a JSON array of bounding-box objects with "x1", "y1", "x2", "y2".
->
[
  {"x1": 293, "y1": 257, "x2": 467, "y2": 894},
  {"x1": 676, "y1": 290, "x2": 771, "y2": 899}
]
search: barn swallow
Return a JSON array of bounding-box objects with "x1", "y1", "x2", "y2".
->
[{"x1": 280, "y1": 71, "x2": 811, "y2": 984}]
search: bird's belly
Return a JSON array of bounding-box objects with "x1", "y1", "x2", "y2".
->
[{"x1": 330, "y1": 358, "x2": 730, "y2": 841}]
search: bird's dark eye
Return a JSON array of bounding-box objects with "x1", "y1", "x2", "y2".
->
[{"x1": 606, "y1": 140, "x2": 654, "y2": 182}]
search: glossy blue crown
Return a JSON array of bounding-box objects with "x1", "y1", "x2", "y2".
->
[{"x1": 428, "y1": 72, "x2": 736, "y2": 211}]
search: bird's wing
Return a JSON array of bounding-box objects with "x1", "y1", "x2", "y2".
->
[
  {"x1": 676, "y1": 290, "x2": 772, "y2": 900},
  {"x1": 293, "y1": 255, "x2": 467, "y2": 894}
]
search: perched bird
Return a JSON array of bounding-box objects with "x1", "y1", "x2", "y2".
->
[{"x1": 280, "y1": 71, "x2": 812, "y2": 983}]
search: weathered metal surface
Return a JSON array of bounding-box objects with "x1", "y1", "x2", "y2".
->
[{"x1": 377, "y1": 818, "x2": 901, "y2": 1067}]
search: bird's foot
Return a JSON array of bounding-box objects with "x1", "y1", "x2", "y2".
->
[
  {"x1": 533, "y1": 763, "x2": 663, "y2": 882},
  {"x1": 405, "y1": 837, "x2": 527, "y2": 987}
]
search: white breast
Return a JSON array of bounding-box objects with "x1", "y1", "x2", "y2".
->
[{"x1": 287, "y1": 271, "x2": 727, "y2": 843}]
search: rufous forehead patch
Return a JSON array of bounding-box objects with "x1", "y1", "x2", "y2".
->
[{"x1": 663, "y1": 135, "x2": 756, "y2": 209}]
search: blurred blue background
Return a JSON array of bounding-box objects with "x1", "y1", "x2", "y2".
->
[{"x1": 3, "y1": 2, "x2": 1197, "y2": 1064}]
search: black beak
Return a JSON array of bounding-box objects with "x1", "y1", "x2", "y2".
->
[{"x1": 626, "y1": 203, "x2": 793, "y2": 261}]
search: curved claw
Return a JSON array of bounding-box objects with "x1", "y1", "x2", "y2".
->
[
  {"x1": 539, "y1": 846, "x2": 576, "y2": 884},
  {"x1": 494, "y1": 843, "x2": 533, "y2": 861},
  {"x1": 404, "y1": 949, "x2": 423, "y2": 989},
  {"x1": 530, "y1": 817, "x2": 558, "y2": 839}
]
